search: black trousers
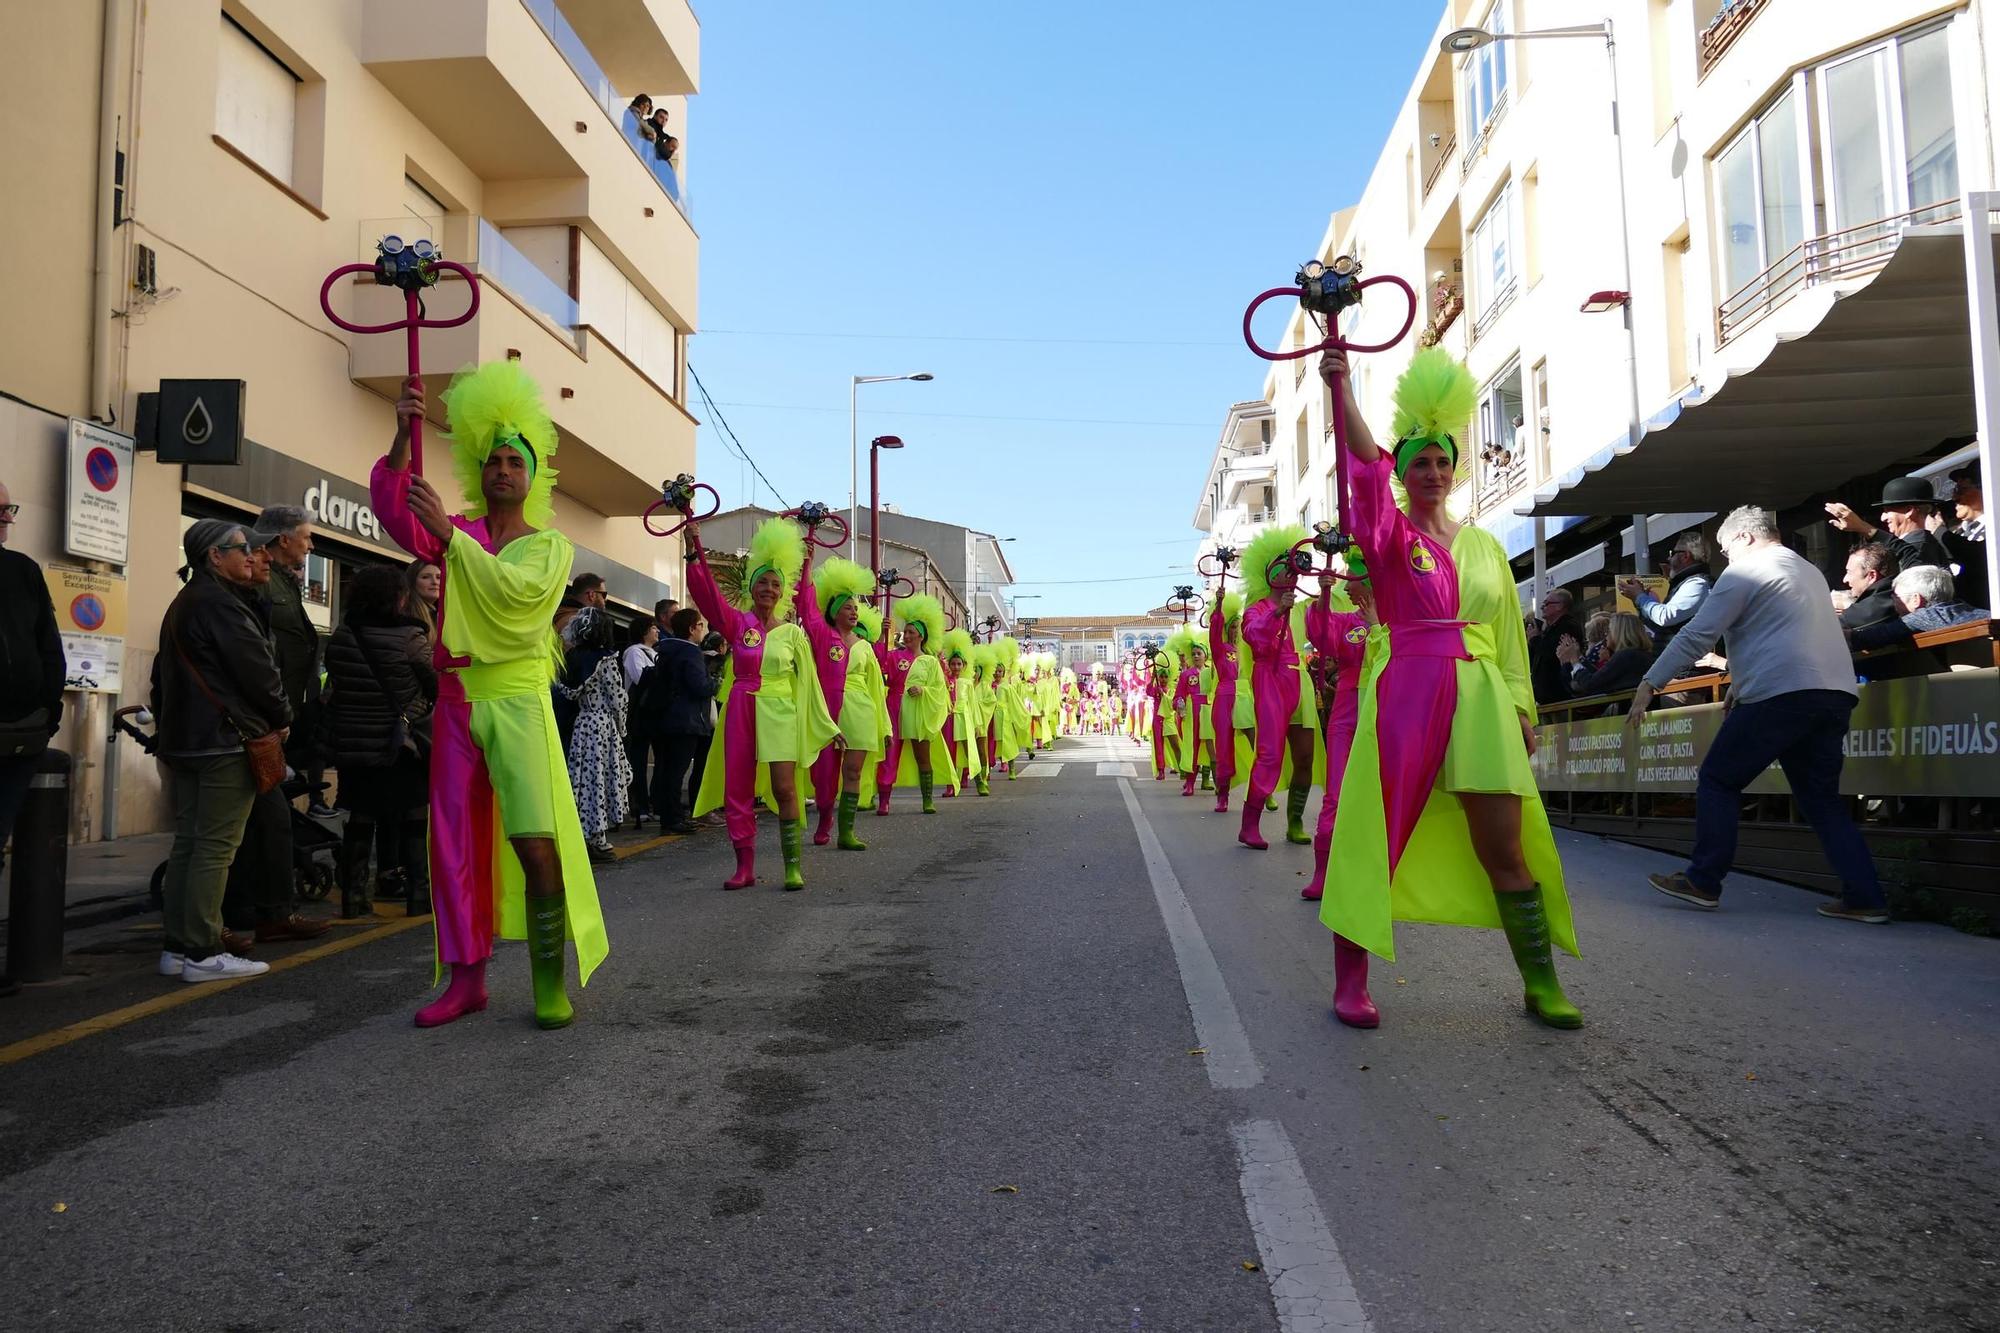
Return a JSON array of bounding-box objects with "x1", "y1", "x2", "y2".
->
[
  {"x1": 223, "y1": 786, "x2": 295, "y2": 929},
  {"x1": 626, "y1": 727, "x2": 664, "y2": 819},
  {"x1": 653, "y1": 732, "x2": 708, "y2": 826}
]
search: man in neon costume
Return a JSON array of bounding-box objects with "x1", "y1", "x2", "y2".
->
[{"x1": 371, "y1": 365, "x2": 609, "y2": 1030}]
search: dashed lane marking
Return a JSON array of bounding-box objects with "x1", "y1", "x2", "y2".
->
[
  {"x1": 1232, "y1": 1119, "x2": 1376, "y2": 1333},
  {"x1": 1019, "y1": 764, "x2": 1065, "y2": 778},
  {"x1": 1096, "y1": 762, "x2": 1138, "y2": 777}
]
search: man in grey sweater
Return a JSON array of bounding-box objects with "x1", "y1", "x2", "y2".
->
[{"x1": 1627, "y1": 506, "x2": 1885, "y2": 924}]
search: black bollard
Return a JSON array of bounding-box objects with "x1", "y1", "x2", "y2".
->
[{"x1": 5, "y1": 749, "x2": 72, "y2": 986}]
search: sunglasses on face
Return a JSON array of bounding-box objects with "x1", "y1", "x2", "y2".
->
[
  {"x1": 0, "y1": 504, "x2": 20, "y2": 519},
  {"x1": 215, "y1": 542, "x2": 250, "y2": 556}
]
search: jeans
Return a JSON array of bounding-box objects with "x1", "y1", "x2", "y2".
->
[
  {"x1": 654, "y1": 732, "x2": 704, "y2": 826},
  {"x1": 1688, "y1": 689, "x2": 1883, "y2": 908},
  {"x1": 163, "y1": 754, "x2": 258, "y2": 959},
  {"x1": 223, "y1": 786, "x2": 297, "y2": 929}
]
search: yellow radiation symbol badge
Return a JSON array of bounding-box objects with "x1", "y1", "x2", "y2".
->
[
  {"x1": 829, "y1": 643, "x2": 846, "y2": 662},
  {"x1": 1345, "y1": 624, "x2": 1368, "y2": 645},
  {"x1": 1224, "y1": 647, "x2": 1238, "y2": 664},
  {"x1": 1409, "y1": 540, "x2": 1437, "y2": 575},
  {"x1": 895, "y1": 658, "x2": 909, "y2": 673},
  {"x1": 741, "y1": 627, "x2": 763, "y2": 649}
]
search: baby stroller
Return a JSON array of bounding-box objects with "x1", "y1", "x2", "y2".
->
[{"x1": 116, "y1": 707, "x2": 345, "y2": 910}]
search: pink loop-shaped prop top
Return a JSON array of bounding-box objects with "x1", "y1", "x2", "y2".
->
[
  {"x1": 318, "y1": 262, "x2": 482, "y2": 336},
  {"x1": 878, "y1": 574, "x2": 916, "y2": 601},
  {"x1": 785, "y1": 508, "x2": 851, "y2": 550},
  {"x1": 1287, "y1": 535, "x2": 1363, "y2": 586},
  {"x1": 1166, "y1": 591, "x2": 1206, "y2": 625},
  {"x1": 1196, "y1": 552, "x2": 1236, "y2": 581},
  {"x1": 643, "y1": 482, "x2": 721, "y2": 538},
  {"x1": 1240, "y1": 273, "x2": 1419, "y2": 362}
]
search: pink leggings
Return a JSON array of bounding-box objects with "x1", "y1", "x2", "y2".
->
[
  {"x1": 722, "y1": 682, "x2": 763, "y2": 848},
  {"x1": 1211, "y1": 689, "x2": 1236, "y2": 789},
  {"x1": 427, "y1": 682, "x2": 497, "y2": 967},
  {"x1": 1247, "y1": 665, "x2": 1300, "y2": 800},
  {"x1": 877, "y1": 739, "x2": 902, "y2": 800}
]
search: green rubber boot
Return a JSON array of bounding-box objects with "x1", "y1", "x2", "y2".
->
[
  {"x1": 918, "y1": 769, "x2": 936, "y2": 814},
  {"x1": 976, "y1": 774, "x2": 990, "y2": 797},
  {"x1": 1265, "y1": 794, "x2": 1279, "y2": 812},
  {"x1": 1199, "y1": 767, "x2": 1213, "y2": 791},
  {"x1": 1285, "y1": 784, "x2": 1312, "y2": 845},
  {"x1": 837, "y1": 792, "x2": 867, "y2": 850},
  {"x1": 781, "y1": 819, "x2": 806, "y2": 890},
  {"x1": 527, "y1": 893, "x2": 573, "y2": 1030},
  {"x1": 1494, "y1": 886, "x2": 1583, "y2": 1029}
]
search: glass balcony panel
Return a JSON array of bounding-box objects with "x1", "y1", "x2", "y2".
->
[{"x1": 521, "y1": 0, "x2": 689, "y2": 219}]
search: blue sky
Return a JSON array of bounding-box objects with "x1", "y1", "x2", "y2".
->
[{"x1": 685, "y1": 1, "x2": 1444, "y2": 616}]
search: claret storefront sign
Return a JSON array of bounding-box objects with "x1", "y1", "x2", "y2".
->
[{"x1": 1532, "y1": 670, "x2": 2000, "y2": 798}]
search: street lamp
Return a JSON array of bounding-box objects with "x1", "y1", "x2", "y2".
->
[
  {"x1": 850, "y1": 373, "x2": 934, "y2": 562},
  {"x1": 1439, "y1": 19, "x2": 1651, "y2": 571},
  {"x1": 867, "y1": 433, "x2": 904, "y2": 579}
]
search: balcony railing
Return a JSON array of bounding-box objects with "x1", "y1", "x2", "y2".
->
[
  {"x1": 1460, "y1": 89, "x2": 1509, "y2": 181},
  {"x1": 1700, "y1": 0, "x2": 1771, "y2": 74},
  {"x1": 521, "y1": 0, "x2": 688, "y2": 220},
  {"x1": 1418, "y1": 275, "x2": 1465, "y2": 348},
  {"x1": 477, "y1": 218, "x2": 582, "y2": 340},
  {"x1": 1716, "y1": 198, "x2": 1963, "y2": 345},
  {"x1": 1422, "y1": 131, "x2": 1457, "y2": 199}
]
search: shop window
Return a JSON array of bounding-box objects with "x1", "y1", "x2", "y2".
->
[{"x1": 1470, "y1": 183, "x2": 1517, "y2": 330}]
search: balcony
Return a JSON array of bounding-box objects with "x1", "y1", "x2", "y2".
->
[
  {"x1": 361, "y1": 0, "x2": 698, "y2": 328},
  {"x1": 1422, "y1": 131, "x2": 1457, "y2": 200},
  {"x1": 522, "y1": 0, "x2": 689, "y2": 218},
  {"x1": 1460, "y1": 89, "x2": 1509, "y2": 182},
  {"x1": 1417, "y1": 272, "x2": 1465, "y2": 348},
  {"x1": 1717, "y1": 199, "x2": 1964, "y2": 346},
  {"x1": 331, "y1": 220, "x2": 694, "y2": 517},
  {"x1": 1699, "y1": 0, "x2": 1771, "y2": 75}
]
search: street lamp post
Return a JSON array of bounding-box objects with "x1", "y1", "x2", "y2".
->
[
  {"x1": 868, "y1": 434, "x2": 904, "y2": 579},
  {"x1": 849, "y1": 373, "x2": 933, "y2": 563},
  {"x1": 1440, "y1": 19, "x2": 1648, "y2": 570}
]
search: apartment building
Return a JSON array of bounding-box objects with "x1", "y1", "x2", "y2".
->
[
  {"x1": 1189, "y1": 400, "x2": 1277, "y2": 577},
  {"x1": 0, "y1": 0, "x2": 701, "y2": 839},
  {"x1": 1216, "y1": 0, "x2": 1998, "y2": 597},
  {"x1": 1031, "y1": 612, "x2": 1183, "y2": 669}
]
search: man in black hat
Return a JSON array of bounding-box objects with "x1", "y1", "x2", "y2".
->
[
  {"x1": 1824, "y1": 476, "x2": 1951, "y2": 573},
  {"x1": 1935, "y1": 464, "x2": 1987, "y2": 609}
]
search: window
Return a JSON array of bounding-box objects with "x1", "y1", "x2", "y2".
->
[
  {"x1": 1463, "y1": 2, "x2": 1510, "y2": 142},
  {"x1": 1475, "y1": 363, "x2": 1525, "y2": 499},
  {"x1": 1529, "y1": 359, "x2": 1550, "y2": 478},
  {"x1": 1294, "y1": 416, "x2": 1309, "y2": 480},
  {"x1": 1818, "y1": 25, "x2": 1958, "y2": 232},
  {"x1": 402, "y1": 175, "x2": 445, "y2": 242},
  {"x1": 1897, "y1": 27, "x2": 1957, "y2": 211},
  {"x1": 216, "y1": 15, "x2": 297, "y2": 183},
  {"x1": 1714, "y1": 85, "x2": 1804, "y2": 298},
  {"x1": 1470, "y1": 183, "x2": 1517, "y2": 326},
  {"x1": 579, "y1": 234, "x2": 681, "y2": 394},
  {"x1": 1299, "y1": 501, "x2": 1313, "y2": 530}
]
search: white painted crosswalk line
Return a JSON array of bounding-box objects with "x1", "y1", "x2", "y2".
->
[
  {"x1": 1096, "y1": 762, "x2": 1137, "y2": 777},
  {"x1": 1019, "y1": 763, "x2": 1064, "y2": 778}
]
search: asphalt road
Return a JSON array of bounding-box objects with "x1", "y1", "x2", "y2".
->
[{"x1": 1, "y1": 733, "x2": 1995, "y2": 1332}]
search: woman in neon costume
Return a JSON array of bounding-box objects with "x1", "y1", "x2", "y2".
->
[
  {"x1": 888, "y1": 594, "x2": 949, "y2": 813},
  {"x1": 1145, "y1": 643, "x2": 1178, "y2": 781},
  {"x1": 939, "y1": 628, "x2": 975, "y2": 796},
  {"x1": 1300, "y1": 571, "x2": 1370, "y2": 910},
  {"x1": 1317, "y1": 346, "x2": 1581, "y2": 1030},
  {"x1": 1059, "y1": 663, "x2": 1079, "y2": 735},
  {"x1": 1167, "y1": 628, "x2": 1212, "y2": 797},
  {"x1": 968, "y1": 643, "x2": 998, "y2": 794},
  {"x1": 837, "y1": 601, "x2": 892, "y2": 846},
  {"x1": 1236, "y1": 524, "x2": 1315, "y2": 850},
  {"x1": 799, "y1": 555, "x2": 886, "y2": 849},
  {"x1": 369, "y1": 364, "x2": 607, "y2": 1030},
  {"x1": 1035, "y1": 653, "x2": 1060, "y2": 747},
  {"x1": 991, "y1": 637, "x2": 1031, "y2": 778},
  {"x1": 685, "y1": 514, "x2": 840, "y2": 891},
  {"x1": 1206, "y1": 590, "x2": 1248, "y2": 812}
]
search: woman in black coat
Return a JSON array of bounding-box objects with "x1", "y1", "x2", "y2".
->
[
  {"x1": 638, "y1": 607, "x2": 716, "y2": 832},
  {"x1": 321, "y1": 565, "x2": 436, "y2": 916}
]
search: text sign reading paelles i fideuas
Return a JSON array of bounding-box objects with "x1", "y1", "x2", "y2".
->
[{"x1": 1530, "y1": 670, "x2": 2000, "y2": 798}]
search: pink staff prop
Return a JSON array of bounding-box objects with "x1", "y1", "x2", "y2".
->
[
  {"x1": 782, "y1": 501, "x2": 851, "y2": 550},
  {"x1": 644, "y1": 473, "x2": 721, "y2": 538},
  {"x1": 1242, "y1": 258, "x2": 1417, "y2": 583},
  {"x1": 1166, "y1": 585, "x2": 1205, "y2": 626},
  {"x1": 319, "y1": 236, "x2": 480, "y2": 474}
]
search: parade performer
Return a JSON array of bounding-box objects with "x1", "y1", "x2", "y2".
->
[
  {"x1": 1146, "y1": 645, "x2": 1178, "y2": 781},
  {"x1": 1037, "y1": 653, "x2": 1061, "y2": 748},
  {"x1": 1237, "y1": 524, "x2": 1314, "y2": 850},
  {"x1": 969, "y1": 643, "x2": 998, "y2": 794},
  {"x1": 1301, "y1": 576, "x2": 1370, "y2": 905},
  {"x1": 1206, "y1": 591, "x2": 1247, "y2": 812},
  {"x1": 799, "y1": 554, "x2": 883, "y2": 849},
  {"x1": 941, "y1": 629, "x2": 976, "y2": 796},
  {"x1": 370, "y1": 365, "x2": 608, "y2": 1030},
  {"x1": 990, "y1": 637, "x2": 1029, "y2": 778},
  {"x1": 1168, "y1": 628, "x2": 1212, "y2": 797},
  {"x1": 686, "y1": 514, "x2": 841, "y2": 891},
  {"x1": 1317, "y1": 346, "x2": 1581, "y2": 1029},
  {"x1": 887, "y1": 594, "x2": 949, "y2": 813},
  {"x1": 1059, "y1": 663, "x2": 1080, "y2": 735}
]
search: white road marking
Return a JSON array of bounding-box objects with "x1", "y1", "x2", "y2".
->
[
  {"x1": 1232, "y1": 1119, "x2": 1375, "y2": 1333},
  {"x1": 1115, "y1": 778, "x2": 1259, "y2": 1088},
  {"x1": 1096, "y1": 762, "x2": 1137, "y2": 777},
  {"x1": 1019, "y1": 764, "x2": 1064, "y2": 778}
]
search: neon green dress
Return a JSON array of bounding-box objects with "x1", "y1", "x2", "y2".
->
[{"x1": 895, "y1": 654, "x2": 950, "y2": 785}]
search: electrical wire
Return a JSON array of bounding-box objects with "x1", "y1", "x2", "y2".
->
[
  {"x1": 712, "y1": 401, "x2": 1213, "y2": 430},
  {"x1": 687, "y1": 363, "x2": 788, "y2": 510},
  {"x1": 702, "y1": 328, "x2": 1240, "y2": 349}
]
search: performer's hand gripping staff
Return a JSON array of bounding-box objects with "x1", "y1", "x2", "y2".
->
[
  {"x1": 1242, "y1": 255, "x2": 1418, "y2": 586},
  {"x1": 321, "y1": 235, "x2": 480, "y2": 475},
  {"x1": 1197, "y1": 547, "x2": 1237, "y2": 628}
]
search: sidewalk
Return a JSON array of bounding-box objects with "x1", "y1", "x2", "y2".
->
[{"x1": 0, "y1": 831, "x2": 172, "y2": 930}]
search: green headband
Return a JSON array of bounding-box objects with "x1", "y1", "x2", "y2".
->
[
  {"x1": 1393, "y1": 433, "x2": 1457, "y2": 475},
  {"x1": 827, "y1": 592, "x2": 855, "y2": 620},
  {"x1": 747, "y1": 563, "x2": 776, "y2": 590},
  {"x1": 493, "y1": 432, "x2": 537, "y2": 479}
]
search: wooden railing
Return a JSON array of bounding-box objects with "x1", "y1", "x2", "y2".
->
[
  {"x1": 1716, "y1": 198, "x2": 1964, "y2": 345},
  {"x1": 1699, "y1": 0, "x2": 1772, "y2": 74}
]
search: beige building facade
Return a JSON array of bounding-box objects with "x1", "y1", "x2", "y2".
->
[
  {"x1": 1207, "y1": 0, "x2": 1999, "y2": 596},
  {"x1": 0, "y1": 0, "x2": 701, "y2": 840}
]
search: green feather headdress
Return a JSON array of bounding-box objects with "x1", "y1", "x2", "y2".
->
[
  {"x1": 813, "y1": 555, "x2": 876, "y2": 624},
  {"x1": 1164, "y1": 627, "x2": 1197, "y2": 662},
  {"x1": 1220, "y1": 591, "x2": 1246, "y2": 635},
  {"x1": 742, "y1": 517, "x2": 806, "y2": 617},
  {"x1": 853, "y1": 602, "x2": 884, "y2": 644},
  {"x1": 1240, "y1": 524, "x2": 1309, "y2": 604},
  {"x1": 993, "y1": 636, "x2": 1021, "y2": 673},
  {"x1": 895, "y1": 594, "x2": 946, "y2": 653},
  {"x1": 444, "y1": 360, "x2": 559, "y2": 528},
  {"x1": 941, "y1": 627, "x2": 975, "y2": 664},
  {"x1": 1390, "y1": 347, "x2": 1479, "y2": 475},
  {"x1": 969, "y1": 642, "x2": 996, "y2": 681}
]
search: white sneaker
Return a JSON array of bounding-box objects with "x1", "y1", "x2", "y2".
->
[
  {"x1": 158, "y1": 950, "x2": 185, "y2": 977},
  {"x1": 178, "y1": 952, "x2": 270, "y2": 984}
]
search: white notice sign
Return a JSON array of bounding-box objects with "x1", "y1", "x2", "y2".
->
[
  {"x1": 66, "y1": 419, "x2": 136, "y2": 565},
  {"x1": 60, "y1": 631, "x2": 123, "y2": 694}
]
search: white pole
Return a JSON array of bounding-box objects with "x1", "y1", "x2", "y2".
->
[
  {"x1": 1961, "y1": 190, "x2": 2000, "y2": 612},
  {"x1": 1605, "y1": 20, "x2": 1650, "y2": 573},
  {"x1": 848, "y1": 377, "x2": 859, "y2": 563}
]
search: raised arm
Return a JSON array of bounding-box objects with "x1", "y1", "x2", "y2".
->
[
  {"x1": 369, "y1": 377, "x2": 445, "y2": 562},
  {"x1": 681, "y1": 529, "x2": 744, "y2": 643}
]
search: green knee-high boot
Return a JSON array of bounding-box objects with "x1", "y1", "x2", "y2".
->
[
  {"x1": 918, "y1": 769, "x2": 936, "y2": 814},
  {"x1": 781, "y1": 819, "x2": 807, "y2": 890},
  {"x1": 1285, "y1": 784, "x2": 1312, "y2": 845},
  {"x1": 837, "y1": 792, "x2": 867, "y2": 850},
  {"x1": 1494, "y1": 886, "x2": 1583, "y2": 1029},
  {"x1": 527, "y1": 893, "x2": 574, "y2": 1030}
]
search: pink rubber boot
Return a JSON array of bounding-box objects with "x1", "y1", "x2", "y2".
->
[
  {"x1": 414, "y1": 960, "x2": 488, "y2": 1028},
  {"x1": 1331, "y1": 936, "x2": 1379, "y2": 1028},
  {"x1": 1238, "y1": 792, "x2": 1269, "y2": 850},
  {"x1": 724, "y1": 844, "x2": 756, "y2": 890},
  {"x1": 1302, "y1": 827, "x2": 1332, "y2": 900},
  {"x1": 812, "y1": 808, "x2": 834, "y2": 847}
]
